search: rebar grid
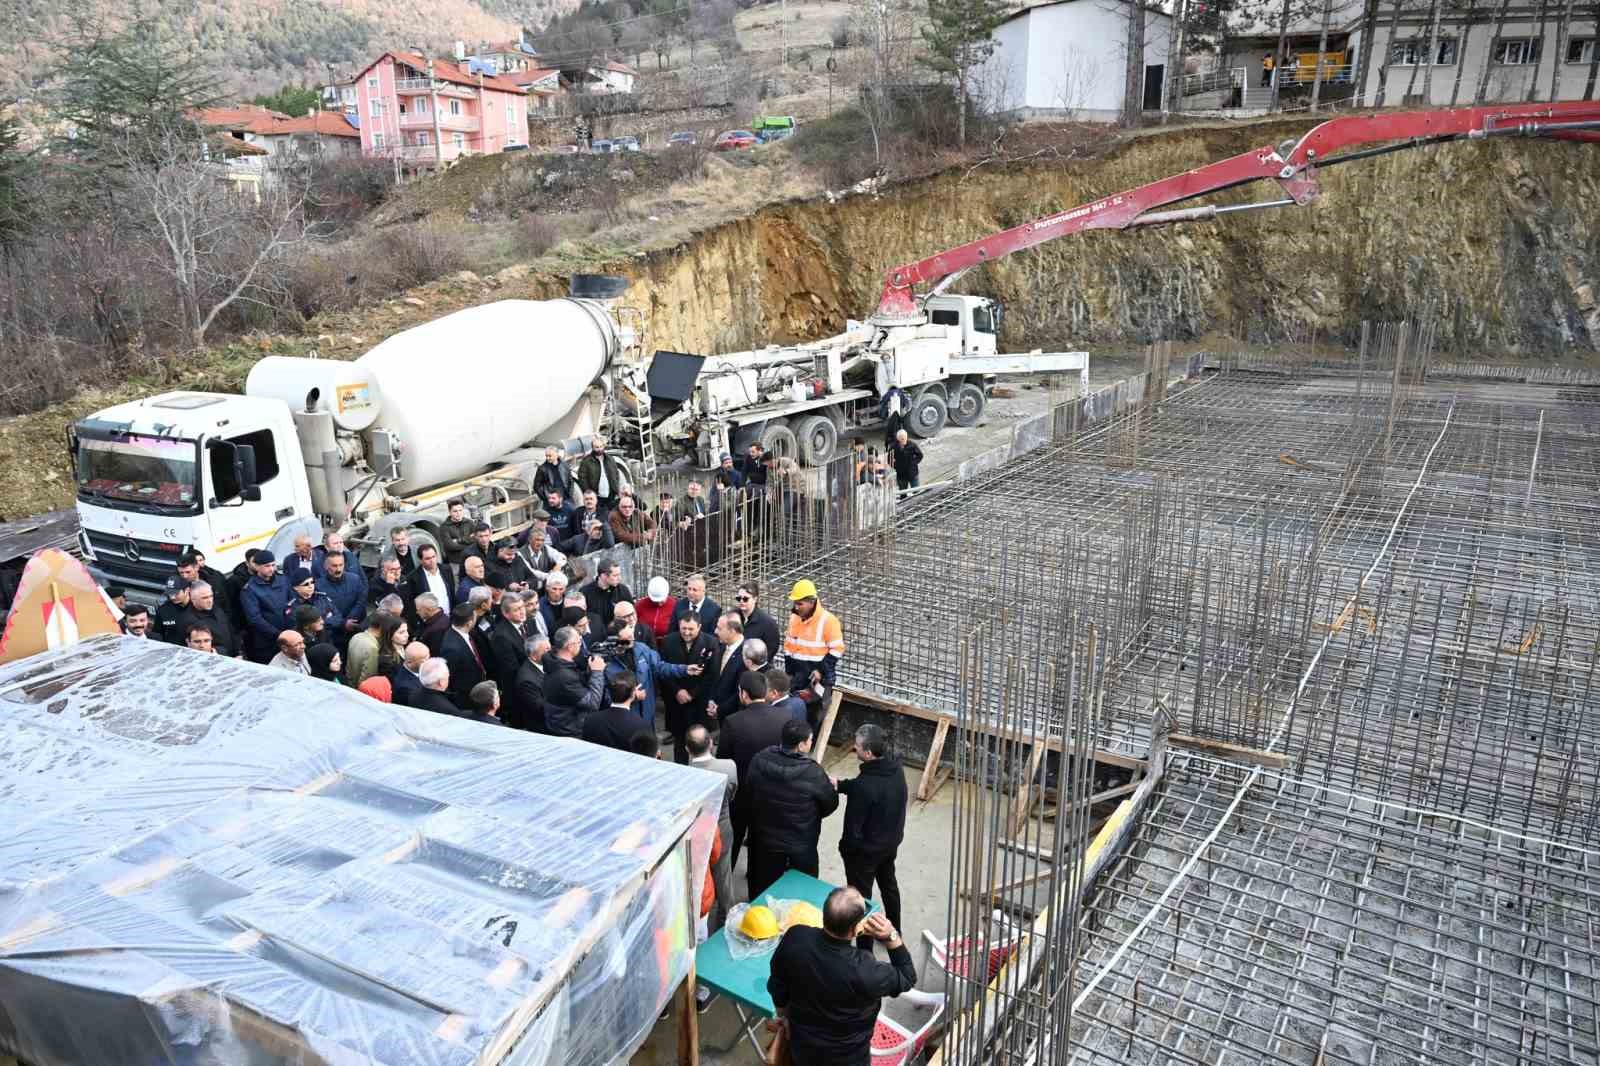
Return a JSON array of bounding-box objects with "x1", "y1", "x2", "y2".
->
[
  {"x1": 751, "y1": 322, "x2": 1600, "y2": 1065},
  {"x1": 1068, "y1": 752, "x2": 1600, "y2": 1066}
]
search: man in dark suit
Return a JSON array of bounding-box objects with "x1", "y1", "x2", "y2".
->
[
  {"x1": 403, "y1": 544, "x2": 456, "y2": 624},
  {"x1": 669, "y1": 573, "x2": 721, "y2": 632},
  {"x1": 716, "y1": 672, "x2": 791, "y2": 866},
  {"x1": 705, "y1": 610, "x2": 746, "y2": 723},
  {"x1": 437, "y1": 603, "x2": 485, "y2": 708},
  {"x1": 733, "y1": 582, "x2": 781, "y2": 653},
  {"x1": 581, "y1": 671, "x2": 655, "y2": 751},
  {"x1": 487, "y1": 591, "x2": 534, "y2": 690},
  {"x1": 390, "y1": 642, "x2": 429, "y2": 707},
  {"x1": 660, "y1": 612, "x2": 717, "y2": 762},
  {"x1": 414, "y1": 594, "x2": 450, "y2": 654},
  {"x1": 412, "y1": 657, "x2": 465, "y2": 716},
  {"x1": 507, "y1": 633, "x2": 550, "y2": 732}
]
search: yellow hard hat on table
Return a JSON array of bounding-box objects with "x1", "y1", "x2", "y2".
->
[
  {"x1": 788, "y1": 579, "x2": 818, "y2": 601},
  {"x1": 740, "y1": 905, "x2": 781, "y2": 940}
]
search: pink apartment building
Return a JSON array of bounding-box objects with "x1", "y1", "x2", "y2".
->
[{"x1": 350, "y1": 51, "x2": 529, "y2": 165}]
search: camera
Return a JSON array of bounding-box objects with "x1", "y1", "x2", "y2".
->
[{"x1": 590, "y1": 636, "x2": 624, "y2": 658}]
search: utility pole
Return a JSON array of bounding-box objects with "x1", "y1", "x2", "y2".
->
[
  {"x1": 781, "y1": 0, "x2": 788, "y2": 69},
  {"x1": 428, "y1": 57, "x2": 444, "y2": 167}
]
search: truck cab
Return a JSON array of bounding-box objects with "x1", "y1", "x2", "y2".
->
[{"x1": 72, "y1": 393, "x2": 314, "y2": 601}]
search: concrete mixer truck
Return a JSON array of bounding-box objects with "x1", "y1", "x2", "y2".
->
[{"x1": 70, "y1": 277, "x2": 637, "y2": 599}]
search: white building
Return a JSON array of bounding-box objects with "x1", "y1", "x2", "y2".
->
[{"x1": 975, "y1": 0, "x2": 1174, "y2": 122}]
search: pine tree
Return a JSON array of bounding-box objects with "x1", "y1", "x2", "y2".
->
[
  {"x1": 920, "y1": 0, "x2": 1009, "y2": 146},
  {"x1": 0, "y1": 116, "x2": 30, "y2": 250}
]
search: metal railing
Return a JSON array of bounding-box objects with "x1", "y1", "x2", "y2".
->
[
  {"x1": 393, "y1": 78, "x2": 476, "y2": 97},
  {"x1": 398, "y1": 112, "x2": 479, "y2": 131},
  {"x1": 1179, "y1": 67, "x2": 1244, "y2": 97}
]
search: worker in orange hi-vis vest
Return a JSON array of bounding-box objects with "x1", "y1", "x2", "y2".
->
[{"x1": 782, "y1": 579, "x2": 845, "y2": 739}]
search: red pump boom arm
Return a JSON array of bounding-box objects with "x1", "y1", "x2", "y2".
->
[{"x1": 873, "y1": 101, "x2": 1600, "y2": 321}]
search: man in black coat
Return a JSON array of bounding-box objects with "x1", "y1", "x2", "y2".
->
[
  {"x1": 403, "y1": 544, "x2": 456, "y2": 619},
  {"x1": 412, "y1": 657, "x2": 465, "y2": 716},
  {"x1": 153, "y1": 576, "x2": 192, "y2": 644},
  {"x1": 704, "y1": 610, "x2": 746, "y2": 722},
  {"x1": 368, "y1": 556, "x2": 409, "y2": 615},
  {"x1": 178, "y1": 580, "x2": 240, "y2": 657},
  {"x1": 889, "y1": 429, "x2": 923, "y2": 491},
  {"x1": 768, "y1": 887, "x2": 917, "y2": 1066},
  {"x1": 715, "y1": 672, "x2": 791, "y2": 865},
  {"x1": 487, "y1": 591, "x2": 534, "y2": 689},
  {"x1": 581, "y1": 671, "x2": 655, "y2": 751},
  {"x1": 835, "y1": 724, "x2": 909, "y2": 952},
  {"x1": 660, "y1": 612, "x2": 717, "y2": 762},
  {"x1": 542, "y1": 625, "x2": 608, "y2": 737},
  {"x1": 575, "y1": 436, "x2": 627, "y2": 511},
  {"x1": 533, "y1": 445, "x2": 575, "y2": 504},
  {"x1": 581, "y1": 559, "x2": 632, "y2": 635},
  {"x1": 732, "y1": 582, "x2": 781, "y2": 654},
  {"x1": 437, "y1": 603, "x2": 485, "y2": 708},
  {"x1": 744, "y1": 718, "x2": 840, "y2": 898},
  {"x1": 384, "y1": 526, "x2": 419, "y2": 576},
  {"x1": 669, "y1": 573, "x2": 720, "y2": 631},
  {"x1": 507, "y1": 634, "x2": 550, "y2": 732}
]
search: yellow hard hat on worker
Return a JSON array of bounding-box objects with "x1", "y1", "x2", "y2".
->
[
  {"x1": 740, "y1": 905, "x2": 781, "y2": 940},
  {"x1": 788, "y1": 579, "x2": 818, "y2": 601}
]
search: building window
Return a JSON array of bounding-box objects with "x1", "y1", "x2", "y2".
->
[
  {"x1": 453, "y1": 132, "x2": 465, "y2": 149},
  {"x1": 1569, "y1": 38, "x2": 1596, "y2": 64},
  {"x1": 398, "y1": 101, "x2": 407, "y2": 115},
  {"x1": 373, "y1": 131, "x2": 385, "y2": 148},
  {"x1": 1493, "y1": 38, "x2": 1541, "y2": 66},
  {"x1": 416, "y1": 97, "x2": 428, "y2": 113},
  {"x1": 417, "y1": 132, "x2": 430, "y2": 146},
  {"x1": 449, "y1": 98, "x2": 462, "y2": 116},
  {"x1": 367, "y1": 76, "x2": 379, "y2": 90},
  {"x1": 371, "y1": 99, "x2": 386, "y2": 117},
  {"x1": 1390, "y1": 37, "x2": 1456, "y2": 65}
]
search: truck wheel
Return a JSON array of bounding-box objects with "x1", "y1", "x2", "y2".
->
[
  {"x1": 794, "y1": 415, "x2": 838, "y2": 467},
  {"x1": 908, "y1": 392, "x2": 948, "y2": 439},
  {"x1": 758, "y1": 421, "x2": 799, "y2": 463},
  {"x1": 948, "y1": 382, "x2": 987, "y2": 427}
]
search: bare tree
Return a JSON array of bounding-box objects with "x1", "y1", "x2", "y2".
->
[
  {"x1": 852, "y1": 0, "x2": 919, "y2": 169},
  {"x1": 1586, "y1": 2, "x2": 1600, "y2": 100},
  {"x1": 1123, "y1": 0, "x2": 1147, "y2": 125},
  {"x1": 1474, "y1": 0, "x2": 1513, "y2": 101},
  {"x1": 1448, "y1": 0, "x2": 1486, "y2": 105},
  {"x1": 1164, "y1": 0, "x2": 1190, "y2": 117},
  {"x1": 119, "y1": 121, "x2": 312, "y2": 349},
  {"x1": 1549, "y1": 0, "x2": 1578, "y2": 100},
  {"x1": 1525, "y1": 0, "x2": 1550, "y2": 101},
  {"x1": 1056, "y1": 46, "x2": 1105, "y2": 115},
  {"x1": 1309, "y1": 0, "x2": 1335, "y2": 110}
]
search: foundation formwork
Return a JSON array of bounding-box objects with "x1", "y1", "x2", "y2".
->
[{"x1": 773, "y1": 328, "x2": 1600, "y2": 1065}]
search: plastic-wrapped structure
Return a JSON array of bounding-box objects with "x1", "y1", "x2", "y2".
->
[{"x1": 0, "y1": 635, "x2": 722, "y2": 1066}]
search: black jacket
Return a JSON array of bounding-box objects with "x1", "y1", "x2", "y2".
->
[
  {"x1": 403, "y1": 563, "x2": 457, "y2": 614},
  {"x1": 746, "y1": 747, "x2": 839, "y2": 855},
  {"x1": 582, "y1": 704, "x2": 653, "y2": 751},
  {"x1": 717, "y1": 704, "x2": 792, "y2": 806},
  {"x1": 438, "y1": 627, "x2": 485, "y2": 704},
  {"x1": 543, "y1": 654, "x2": 606, "y2": 737},
  {"x1": 154, "y1": 598, "x2": 190, "y2": 644},
  {"x1": 533, "y1": 460, "x2": 574, "y2": 503},
  {"x1": 768, "y1": 928, "x2": 916, "y2": 1065},
  {"x1": 507, "y1": 658, "x2": 547, "y2": 731},
  {"x1": 582, "y1": 580, "x2": 633, "y2": 634},
  {"x1": 391, "y1": 664, "x2": 423, "y2": 707},
  {"x1": 438, "y1": 517, "x2": 477, "y2": 565},
  {"x1": 367, "y1": 575, "x2": 410, "y2": 614},
  {"x1": 890, "y1": 439, "x2": 923, "y2": 480},
  {"x1": 670, "y1": 596, "x2": 722, "y2": 632},
  {"x1": 706, "y1": 639, "x2": 746, "y2": 714},
  {"x1": 413, "y1": 687, "x2": 465, "y2": 716},
  {"x1": 576, "y1": 452, "x2": 627, "y2": 505},
  {"x1": 741, "y1": 608, "x2": 781, "y2": 656},
  {"x1": 177, "y1": 605, "x2": 240, "y2": 657},
  {"x1": 417, "y1": 610, "x2": 450, "y2": 655},
  {"x1": 838, "y1": 756, "x2": 907, "y2": 860},
  {"x1": 488, "y1": 616, "x2": 532, "y2": 688},
  {"x1": 560, "y1": 526, "x2": 615, "y2": 556},
  {"x1": 660, "y1": 631, "x2": 717, "y2": 732}
]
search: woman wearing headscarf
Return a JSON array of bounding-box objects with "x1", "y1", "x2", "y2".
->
[{"x1": 307, "y1": 643, "x2": 344, "y2": 684}]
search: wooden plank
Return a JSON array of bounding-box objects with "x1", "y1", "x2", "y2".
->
[
  {"x1": 1167, "y1": 732, "x2": 1290, "y2": 769},
  {"x1": 916, "y1": 717, "x2": 951, "y2": 802},
  {"x1": 676, "y1": 932, "x2": 700, "y2": 1065},
  {"x1": 1008, "y1": 740, "x2": 1047, "y2": 836},
  {"x1": 811, "y1": 689, "x2": 843, "y2": 763},
  {"x1": 1040, "y1": 780, "x2": 1140, "y2": 821}
]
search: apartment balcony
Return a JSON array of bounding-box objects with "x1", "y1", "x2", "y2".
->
[
  {"x1": 393, "y1": 78, "x2": 476, "y2": 98},
  {"x1": 398, "y1": 112, "x2": 479, "y2": 132},
  {"x1": 395, "y1": 143, "x2": 470, "y2": 164}
]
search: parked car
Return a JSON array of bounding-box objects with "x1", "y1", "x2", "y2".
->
[
  {"x1": 713, "y1": 129, "x2": 757, "y2": 151},
  {"x1": 553, "y1": 144, "x2": 578, "y2": 155},
  {"x1": 590, "y1": 139, "x2": 614, "y2": 153},
  {"x1": 667, "y1": 131, "x2": 698, "y2": 147},
  {"x1": 614, "y1": 135, "x2": 642, "y2": 152},
  {"x1": 753, "y1": 116, "x2": 797, "y2": 143},
  {"x1": 502, "y1": 143, "x2": 529, "y2": 153}
]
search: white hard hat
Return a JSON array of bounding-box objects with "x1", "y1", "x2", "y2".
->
[{"x1": 648, "y1": 576, "x2": 670, "y2": 603}]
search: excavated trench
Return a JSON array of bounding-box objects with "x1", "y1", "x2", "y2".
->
[{"x1": 614, "y1": 121, "x2": 1600, "y2": 357}]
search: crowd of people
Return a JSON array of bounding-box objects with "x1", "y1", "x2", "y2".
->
[{"x1": 107, "y1": 434, "x2": 920, "y2": 1049}]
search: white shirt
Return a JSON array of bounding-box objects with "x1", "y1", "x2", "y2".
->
[
  {"x1": 596, "y1": 457, "x2": 611, "y2": 498},
  {"x1": 423, "y1": 565, "x2": 449, "y2": 606},
  {"x1": 720, "y1": 639, "x2": 742, "y2": 673},
  {"x1": 270, "y1": 652, "x2": 311, "y2": 675}
]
